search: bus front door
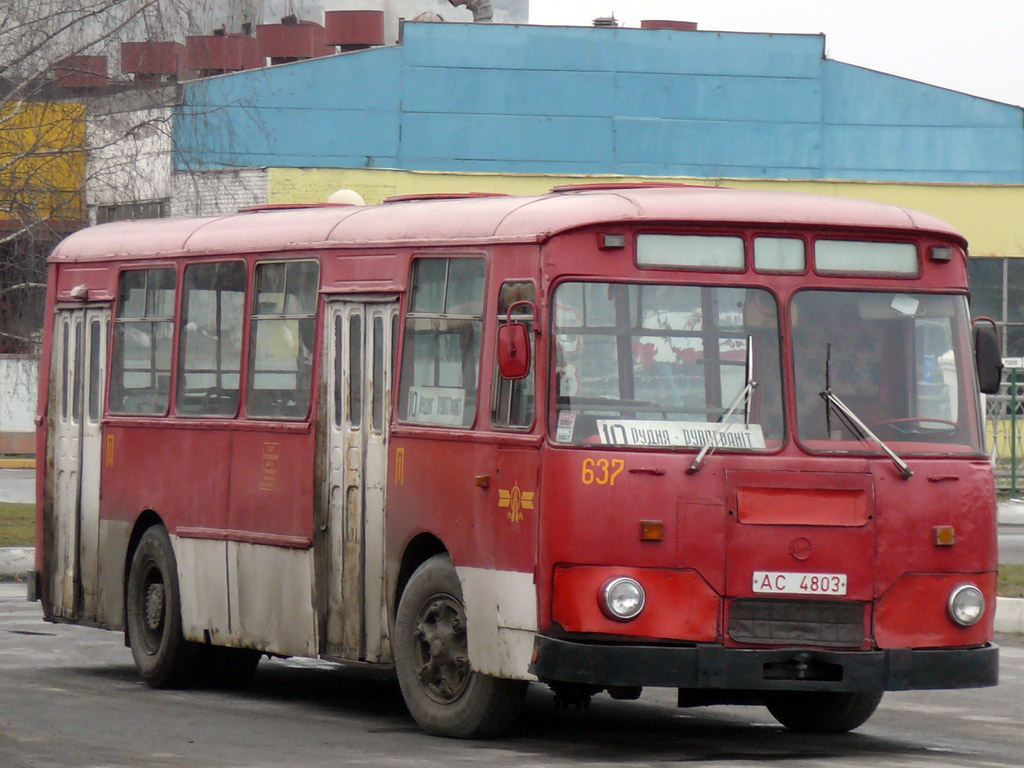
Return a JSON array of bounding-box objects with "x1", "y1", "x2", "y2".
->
[
  {"x1": 323, "y1": 298, "x2": 398, "y2": 662},
  {"x1": 49, "y1": 307, "x2": 109, "y2": 621}
]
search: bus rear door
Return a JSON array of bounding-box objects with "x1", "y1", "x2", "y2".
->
[
  {"x1": 48, "y1": 306, "x2": 109, "y2": 621},
  {"x1": 323, "y1": 298, "x2": 398, "y2": 662}
]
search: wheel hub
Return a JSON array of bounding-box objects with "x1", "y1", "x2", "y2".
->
[
  {"x1": 144, "y1": 583, "x2": 165, "y2": 632},
  {"x1": 413, "y1": 596, "x2": 470, "y2": 704}
]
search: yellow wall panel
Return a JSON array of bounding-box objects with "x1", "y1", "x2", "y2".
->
[
  {"x1": 0, "y1": 101, "x2": 86, "y2": 222},
  {"x1": 267, "y1": 167, "x2": 1024, "y2": 259}
]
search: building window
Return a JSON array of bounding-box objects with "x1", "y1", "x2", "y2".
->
[
  {"x1": 95, "y1": 199, "x2": 169, "y2": 224},
  {"x1": 968, "y1": 257, "x2": 1024, "y2": 357},
  {"x1": 399, "y1": 257, "x2": 486, "y2": 427}
]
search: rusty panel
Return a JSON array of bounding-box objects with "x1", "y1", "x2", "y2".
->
[
  {"x1": 324, "y1": 10, "x2": 386, "y2": 47},
  {"x1": 119, "y1": 41, "x2": 185, "y2": 76}
]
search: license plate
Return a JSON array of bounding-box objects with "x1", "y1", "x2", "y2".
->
[{"x1": 752, "y1": 571, "x2": 848, "y2": 596}]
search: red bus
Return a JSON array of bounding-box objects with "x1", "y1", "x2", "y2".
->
[{"x1": 32, "y1": 184, "x2": 1002, "y2": 737}]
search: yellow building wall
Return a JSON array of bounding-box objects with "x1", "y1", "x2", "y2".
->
[
  {"x1": 0, "y1": 101, "x2": 86, "y2": 223},
  {"x1": 267, "y1": 167, "x2": 1024, "y2": 259}
]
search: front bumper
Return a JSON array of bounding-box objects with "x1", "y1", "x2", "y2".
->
[{"x1": 531, "y1": 635, "x2": 998, "y2": 692}]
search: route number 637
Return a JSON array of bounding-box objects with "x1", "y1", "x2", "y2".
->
[{"x1": 581, "y1": 457, "x2": 625, "y2": 486}]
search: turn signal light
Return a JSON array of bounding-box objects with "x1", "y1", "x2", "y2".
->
[
  {"x1": 640, "y1": 520, "x2": 664, "y2": 541},
  {"x1": 933, "y1": 526, "x2": 955, "y2": 547}
]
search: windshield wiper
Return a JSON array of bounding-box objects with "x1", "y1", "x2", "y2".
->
[
  {"x1": 819, "y1": 342, "x2": 911, "y2": 480},
  {"x1": 688, "y1": 337, "x2": 757, "y2": 475},
  {"x1": 819, "y1": 389, "x2": 912, "y2": 480}
]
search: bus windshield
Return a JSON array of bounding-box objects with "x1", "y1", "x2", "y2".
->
[
  {"x1": 792, "y1": 290, "x2": 983, "y2": 455},
  {"x1": 551, "y1": 282, "x2": 784, "y2": 449}
]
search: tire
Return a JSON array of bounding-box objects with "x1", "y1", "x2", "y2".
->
[
  {"x1": 201, "y1": 646, "x2": 261, "y2": 689},
  {"x1": 763, "y1": 690, "x2": 884, "y2": 733},
  {"x1": 125, "y1": 526, "x2": 202, "y2": 688},
  {"x1": 394, "y1": 554, "x2": 527, "y2": 738}
]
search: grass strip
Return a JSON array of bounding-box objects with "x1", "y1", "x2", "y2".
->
[{"x1": 0, "y1": 503, "x2": 35, "y2": 547}]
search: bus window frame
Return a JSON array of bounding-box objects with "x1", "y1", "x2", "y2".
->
[
  {"x1": 546, "y1": 275, "x2": 787, "y2": 452},
  {"x1": 790, "y1": 286, "x2": 984, "y2": 457},
  {"x1": 108, "y1": 265, "x2": 178, "y2": 417},
  {"x1": 809, "y1": 236, "x2": 922, "y2": 279},
  {"x1": 397, "y1": 253, "x2": 489, "y2": 430},
  {"x1": 634, "y1": 230, "x2": 750, "y2": 273},
  {"x1": 174, "y1": 258, "x2": 248, "y2": 420},
  {"x1": 245, "y1": 258, "x2": 321, "y2": 422},
  {"x1": 491, "y1": 279, "x2": 538, "y2": 432}
]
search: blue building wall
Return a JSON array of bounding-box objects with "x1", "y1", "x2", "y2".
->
[{"x1": 175, "y1": 22, "x2": 1024, "y2": 183}]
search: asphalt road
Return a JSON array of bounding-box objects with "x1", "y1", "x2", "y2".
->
[
  {"x1": 0, "y1": 468, "x2": 33, "y2": 504},
  {"x1": 998, "y1": 526, "x2": 1024, "y2": 564},
  {"x1": 1, "y1": 582, "x2": 1022, "y2": 768}
]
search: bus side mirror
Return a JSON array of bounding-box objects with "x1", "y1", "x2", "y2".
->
[
  {"x1": 973, "y1": 318, "x2": 1003, "y2": 395},
  {"x1": 498, "y1": 322, "x2": 531, "y2": 380},
  {"x1": 497, "y1": 300, "x2": 535, "y2": 380}
]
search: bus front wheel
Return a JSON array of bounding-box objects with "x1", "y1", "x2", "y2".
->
[
  {"x1": 394, "y1": 554, "x2": 527, "y2": 738},
  {"x1": 126, "y1": 526, "x2": 202, "y2": 688},
  {"x1": 763, "y1": 690, "x2": 883, "y2": 733}
]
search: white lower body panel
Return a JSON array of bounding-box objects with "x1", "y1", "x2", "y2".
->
[
  {"x1": 456, "y1": 566, "x2": 538, "y2": 681},
  {"x1": 176, "y1": 537, "x2": 319, "y2": 658}
]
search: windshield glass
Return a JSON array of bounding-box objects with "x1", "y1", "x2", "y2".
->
[
  {"x1": 551, "y1": 282, "x2": 783, "y2": 449},
  {"x1": 792, "y1": 290, "x2": 982, "y2": 454}
]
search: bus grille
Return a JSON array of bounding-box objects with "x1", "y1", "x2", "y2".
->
[{"x1": 728, "y1": 599, "x2": 865, "y2": 647}]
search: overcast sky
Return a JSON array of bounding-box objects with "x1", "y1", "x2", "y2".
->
[{"x1": 528, "y1": 1, "x2": 1024, "y2": 107}]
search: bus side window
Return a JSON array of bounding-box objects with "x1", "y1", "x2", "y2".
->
[
  {"x1": 109, "y1": 267, "x2": 176, "y2": 415},
  {"x1": 492, "y1": 280, "x2": 536, "y2": 429},
  {"x1": 176, "y1": 261, "x2": 246, "y2": 417},
  {"x1": 246, "y1": 260, "x2": 320, "y2": 420},
  {"x1": 398, "y1": 257, "x2": 485, "y2": 428}
]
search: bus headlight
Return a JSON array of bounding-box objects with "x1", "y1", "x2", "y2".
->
[
  {"x1": 948, "y1": 584, "x2": 985, "y2": 627},
  {"x1": 601, "y1": 577, "x2": 646, "y2": 621}
]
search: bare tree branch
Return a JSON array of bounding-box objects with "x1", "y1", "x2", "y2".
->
[
  {"x1": 0, "y1": 282, "x2": 46, "y2": 298},
  {"x1": 0, "y1": 1, "x2": 216, "y2": 353}
]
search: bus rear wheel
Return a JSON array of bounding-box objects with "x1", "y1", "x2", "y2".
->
[
  {"x1": 763, "y1": 690, "x2": 883, "y2": 733},
  {"x1": 394, "y1": 554, "x2": 527, "y2": 738},
  {"x1": 126, "y1": 526, "x2": 202, "y2": 688}
]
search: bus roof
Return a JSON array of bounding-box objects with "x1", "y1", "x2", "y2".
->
[{"x1": 50, "y1": 185, "x2": 966, "y2": 263}]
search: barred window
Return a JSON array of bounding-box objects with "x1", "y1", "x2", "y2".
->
[{"x1": 95, "y1": 199, "x2": 168, "y2": 224}]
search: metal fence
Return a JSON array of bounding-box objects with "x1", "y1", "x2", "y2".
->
[{"x1": 986, "y1": 367, "x2": 1024, "y2": 493}]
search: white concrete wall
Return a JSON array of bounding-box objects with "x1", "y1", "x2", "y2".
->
[
  {"x1": 171, "y1": 167, "x2": 270, "y2": 217},
  {"x1": 86, "y1": 94, "x2": 175, "y2": 223},
  {"x1": 0, "y1": 356, "x2": 38, "y2": 453}
]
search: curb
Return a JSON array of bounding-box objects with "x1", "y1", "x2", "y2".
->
[
  {"x1": 0, "y1": 547, "x2": 33, "y2": 583},
  {"x1": 0, "y1": 458, "x2": 35, "y2": 469},
  {"x1": 998, "y1": 501, "x2": 1024, "y2": 526},
  {"x1": 995, "y1": 596, "x2": 1024, "y2": 634}
]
